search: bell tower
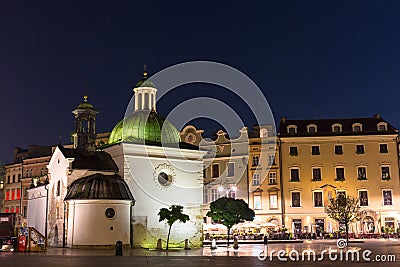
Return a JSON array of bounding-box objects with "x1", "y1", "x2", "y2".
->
[
  {"x1": 72, "y1": 95, "x2": 98, "y2": 152},
  {"x1": 133, "y1": 65, "x2": 157, "y2": 112}
]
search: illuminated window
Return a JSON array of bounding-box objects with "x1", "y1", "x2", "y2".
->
[
  {"x1": 357, "y1": 167, "x2": 367, "y2": 180},
  {"x1": 211, "y1": 188, "x2": 219, "y2": 202},
  {"x1": 383, "y1": 190, "x2": 393, "y2": 206},
  {"x1": 293, "y1": 219, "x2": 302, "y2": 233},
  {"x1": 16, "y1": 189, "x2": 21, "y2": 200},
  {"x1": 385, "y1": 217, "x2": 395, "y2": 228},
  {"x1": 252, "y1": 173, "x2": 260, "y2": 186},
  {"x1": 0, "y1": 181, "x2": 3, "y2": 189},
  {"x1": 268, "y1": 172, "x2": 277, "y2": 185},
  {"x1": 359, "y1": 191, "x2": 368, "y2": 206},
  {"x1": 253, "y1": 194, "x2": 262, "y2": 210},
  {"x1": 381, "y1": 166, "x2": 390, "y2": 180},
  {"x1": 268, "y1": 154, "x2": 275, "y2": 166},
  {"x1": 5, "y1": 190, "x2": 10, "y2": 200},
  {"x1": 269, "y1": 194, "x2": 278, "y2": 209},
  {"x1": 260, "y1": 128, "x2": 268, "y2": 138},
  {"x1": 11, "y1": 189, "x2": 15, "y2": 200}
]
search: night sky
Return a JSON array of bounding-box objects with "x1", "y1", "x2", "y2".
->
[{"x1": 1, "y1": 1, "x2": 400, "y2": 163}]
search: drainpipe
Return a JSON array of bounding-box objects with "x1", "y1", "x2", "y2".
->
[
  {"x1": 130, "y1": 201, "x2": 134, "y2": 248},
  {"x1": 45, "y1": 184, "x2": 49, "y2": 243},
  {"x1": 63, "y1": 201, "x2": 66, "y2": 248},
  {"x1": 278, "y1": 139, "x2": 285, "y2": 228}
]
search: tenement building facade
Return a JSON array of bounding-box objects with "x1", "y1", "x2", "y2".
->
[{"x1": 278, "y1": 114, "x2": 400, "y2": 235}]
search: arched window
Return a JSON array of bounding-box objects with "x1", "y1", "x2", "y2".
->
[
  {"x1": 287, "y1": 125, "x2": 297, "y2": 134},
  {"x1": 307, "y1": 124, "x2": 317, "y2": 134},
  {"x1": 332, "y1": 124, "x2": 342, "y2": 133},
  {"x1": 352, "y1": 123, "x2": 363, "y2": 132}
]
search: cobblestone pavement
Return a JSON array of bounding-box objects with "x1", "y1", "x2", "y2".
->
[{"x1": 0, "y1": 239, "x2": 399, "y2": 266}]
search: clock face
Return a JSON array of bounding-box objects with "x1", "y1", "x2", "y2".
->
[
  {"x1": 153, "y1": 163, "x2": 176, "y2": 189},
  {"x1": 185, "y1": 132, "x2": 196, "y2": 144}
]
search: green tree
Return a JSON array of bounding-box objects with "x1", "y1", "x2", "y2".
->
[
  {"x1": 158, "y1": 205, "x2": 189, "y2": 250},
  {"x1": 326, "y1": 195, "x2": 362, "y2": 244},
  {"x1": 206, "y1": 197, "x2": 255, "y2": 247}
]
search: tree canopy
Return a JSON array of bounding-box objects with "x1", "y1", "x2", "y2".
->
[
  {"x1": 206, "y1": 197, "x2": 255, "y2": 246},
  {"x1": 326, "y1": 195, "x2": 362, "y2": 243}
]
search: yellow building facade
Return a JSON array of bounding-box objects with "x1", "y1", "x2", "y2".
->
[
  {"x1": 278, "y1": 115, "x2": 400, "y2": 236},
  {"x1": 248, "y1": 125, "x2": 282, "y2": 226}
]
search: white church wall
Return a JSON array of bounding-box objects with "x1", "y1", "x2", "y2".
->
[
  {"x1": 66, "y1": 200, "x2": 131, "y2": 247},
  {"x1": 113, "y1": 143, "x2": 204, "y2": 248}
]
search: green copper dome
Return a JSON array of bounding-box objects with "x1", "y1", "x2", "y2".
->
[
  {"x1": 108, "y1": 110, "x2": 181, "y2": 145},
  {"x1": 135, "y1": 78, "x2": 156, "y2": 88},
  {"x1": 76, "y1": 96, "x2": 96, "y2": 110}
]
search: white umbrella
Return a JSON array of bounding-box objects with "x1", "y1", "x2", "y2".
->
[
  {"x1": 242, "y1": 222, "x2": 260, "y2": 228},
  {"x1": 260, "y1": 222, "x2": 278, "y2": 228},
  {"x1": 203, "y1": 223, "x2": 227, "y2": 231}
]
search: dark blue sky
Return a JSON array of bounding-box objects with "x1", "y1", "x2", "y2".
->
[{"x1": 1, "y1": 1, "x2": 400, "y2": 163}]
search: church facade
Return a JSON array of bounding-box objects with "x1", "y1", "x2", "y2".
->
[
  {"x1": 27, "y1": 72, "x2": 204, "y2": 248},
  {"x1": 105, "y1": 71, "x2": 204, "y2": 248}
]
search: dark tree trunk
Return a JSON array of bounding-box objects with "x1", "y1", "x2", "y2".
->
[
  {"x1": 345, "y1": 222, "x2": 349, "y2": 244},
  {"x1": 227, "y1": 227, "x2": 230, "y2": 247},
  {"x1": 166, "y1": 225, "x2": 172, "y2": 250}
]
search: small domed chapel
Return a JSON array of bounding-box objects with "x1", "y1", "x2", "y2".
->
[{"x1": 27, "y1": 71, "x2": 204, "y2": 248}]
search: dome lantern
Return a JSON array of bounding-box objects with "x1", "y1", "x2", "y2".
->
[{"x1": 134, "y1": 65, "x2": 157, "y2": 112}]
